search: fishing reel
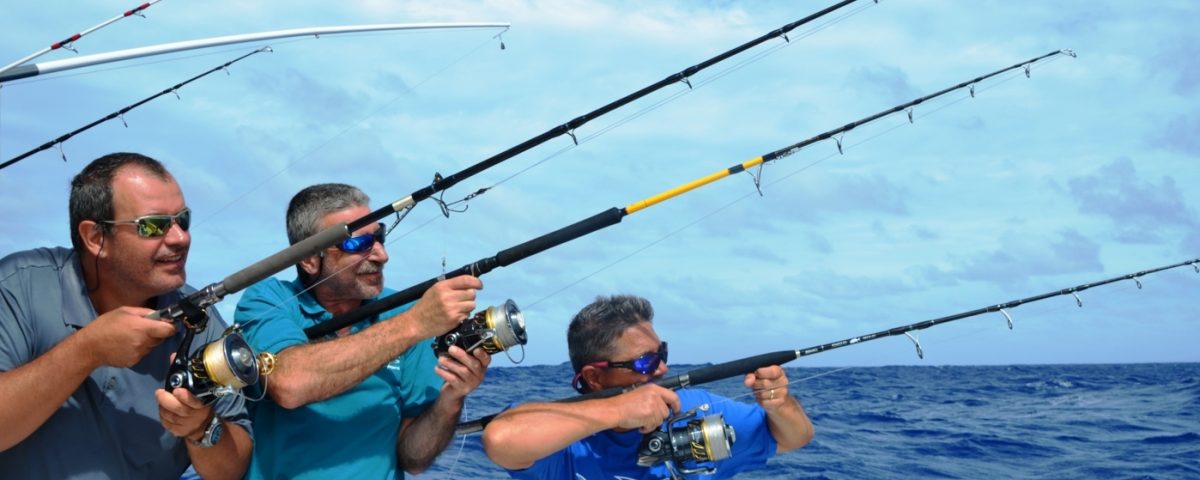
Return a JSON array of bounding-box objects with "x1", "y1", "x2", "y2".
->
[
  {"x1": 636, "y1": 406, "x2": 736, "y2": 478},
  {"x1": 433, "y1": 299, "x2": 527, "y2": 358},
  {"x1": 166, "y1": 325, "x2": 276, "y2": 404}
]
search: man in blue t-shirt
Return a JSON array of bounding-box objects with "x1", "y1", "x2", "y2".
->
[
  {"x1": 236, "y1": 183, "x2": 490, "y2": 479},
  {"x1": 482, "y1": 295, "x2": 814, "y2": 479}
]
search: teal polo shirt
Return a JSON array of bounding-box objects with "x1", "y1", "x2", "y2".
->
[{"x1": 235, "y1": 277, "x2": 441, "y2": 480}]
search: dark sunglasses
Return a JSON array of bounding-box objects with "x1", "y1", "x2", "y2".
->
[
  {"x1": 102, "y1": 208, "x2": 191, "y2": 237},
  {"x1": 572, "y1": 341, "x2": 668, "y2": 391},
  {"x1": 336, "y1": 222, "x2": 387, "y2": 253}
]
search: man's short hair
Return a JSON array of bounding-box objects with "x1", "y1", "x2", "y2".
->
[
  {"x1": 286, "y1": 183, "x2": 370, "y2": 282},
  {"x1": 69, "y1": 152, "x2": 172, "y2": 252},
  {"x1": 567, "y1": 294, "x2": 655, "y2": 375}
]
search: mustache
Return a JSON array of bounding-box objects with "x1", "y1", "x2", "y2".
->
[{"x1": 356, "y1": 261, "x2": 383, "y2": 274}]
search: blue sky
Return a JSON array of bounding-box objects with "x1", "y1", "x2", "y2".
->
[{"x1": 1, "y1": 0, "x2": 1196, "y2": 368}]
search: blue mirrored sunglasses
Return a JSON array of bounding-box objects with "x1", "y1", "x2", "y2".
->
[
  {"x1": 101, "y1": 208, "x2": 191, "y2": 237},
  {"x1": 571, "y1": 341, "x2": 668, "y2": 391},
  {"x1": 596, "y1": 341, "x2": 668, "y2": 374},
  {"x1": 336, "y1": 222, "x2": 386, "y2": 253}
]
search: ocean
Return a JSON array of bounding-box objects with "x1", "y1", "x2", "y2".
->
[{"x1": 415, "y1": 362, "x2": 1199, "y2": 479}]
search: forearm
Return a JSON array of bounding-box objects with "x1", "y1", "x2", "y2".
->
[
  {"x1": 482, "y1": 400, "x2": 621, "y2": 470},
  {"x1": 268, "y1": 318, "x2": 421, "y2": 408},
  {"x1": 0, "y1": 334, "x2": 99, "y2": 451},
  {"x1": 187, "y1": 422, "x2": 252, "y2": 480},
  {"x1": 766, "y1": 396, "x2": 814, "y2": 452},
  {"x1": 397, "y1": 394, "x2": 465, "y2": 474}
]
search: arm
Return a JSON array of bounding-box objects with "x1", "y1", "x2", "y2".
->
[
  {"x1": 481, "y1": 384, "x2": 682, "y2": 470},
  {"x1": 0, "y1": 306, "x2": 174, "y2": 451},
  {"x1": 745, "y1": 365, "x2": 814, "y2": 452},
  {"x1": 156, "y1": 388, "x2": 252, "y2": 480},
  {"x1": 396, "y1": 346, "x2": 490, "y2": 474},
  {"x1": 263, "y1": 276, "x2": 480, "y2": 409}
]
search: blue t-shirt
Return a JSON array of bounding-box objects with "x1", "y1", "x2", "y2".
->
[
  {"x1": 0, "y1": 247, "x2": 251, "y2": 479},
  {"x1": 235, "y1": 277, "x2": 442, "y2": 480},
  {"x1": 508, "y1": 389, "x2": 778, "y2": 480}
]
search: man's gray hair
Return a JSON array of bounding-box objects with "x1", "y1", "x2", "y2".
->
[
  {"x1": 285, "y1": 183, "x2": 370, "y2": 245},
  {"x1": 285, "y1": 183, "x2": 369, "y2": 282},
  {"x1": 567, "y1": 294, "x2": 654, "y2": 376}
]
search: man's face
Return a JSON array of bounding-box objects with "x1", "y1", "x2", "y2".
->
[
  {"x1": 594, "y1": 321, "x2": 669, "y2": 390},
  {"x1": 102, "y1": 166, "x2": 190, "y2": 300},
  {"x1": 312, "y1": 205, "x2": 389, "y2": 302}
]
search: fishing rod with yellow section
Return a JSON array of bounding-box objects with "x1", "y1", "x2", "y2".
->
[
  {"x1": 145, "y1": 0, "x2": 867, "y2": 331},
  {"x1": 305, "y1": 48, "x2": 1076, "y2": 339}
]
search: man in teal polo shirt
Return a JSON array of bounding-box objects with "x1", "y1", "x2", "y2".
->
[{"x1": 235, "y1": 183, "x2": 490, "y2": 479}]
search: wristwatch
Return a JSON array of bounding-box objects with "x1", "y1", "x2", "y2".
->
[{"x1": 190, "y1": 416, "x2": 223, "y2": 448}]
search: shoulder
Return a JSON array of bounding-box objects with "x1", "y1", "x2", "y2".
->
[
  {"x1": 0, "y1": 247, "x2": 74, "y2": 282},
  {"x1": 235, "y1": 277, "x2": 306, "y2": 311}
]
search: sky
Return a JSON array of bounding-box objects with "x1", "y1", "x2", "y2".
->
[{"x1": 0, "y1": 0, "x2": 1196, "y2": 369}]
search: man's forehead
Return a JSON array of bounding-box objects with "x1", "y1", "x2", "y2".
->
[
  {"x1": 613, "y1": 322, "x2": 660, "y2": 353},
  {"x1": 111, "y1": 167, "x2": 182, "y2": 213}
]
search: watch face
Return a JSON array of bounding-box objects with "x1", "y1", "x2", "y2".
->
[{"x1": 202, "y1": 420, "x2": 223, "y2": 448}]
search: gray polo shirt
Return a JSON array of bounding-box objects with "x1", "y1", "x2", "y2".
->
[{"x1": 0, "y1": 247, "x2": 252, "y2": 479}]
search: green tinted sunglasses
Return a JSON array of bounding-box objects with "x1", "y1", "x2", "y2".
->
[{"x1": 102, "y1": 208, "x2": 191, "y2": 237}]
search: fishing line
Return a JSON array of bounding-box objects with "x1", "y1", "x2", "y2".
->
[
  {"x1": 0, "y1": 47, "x2": 270, "y2": 171},
  {"x1": 447, "y1": 0, "x2": 877, "y2": 204},
  {"x1": 521, "y1": 59, "x2": 1057, "y2": 310},
  {"x1": 307, "y1": 49, "x2": 1075, "y2": 338},
  {"x1": 454, "y1": 258, "x2": 1198, "y2": 435},
  {"x1": 225, "y1": 210, "x2": 409, "y2": 334},
  {"x1": 197, "y1": 30, "x2": 505, "y2": 227}
]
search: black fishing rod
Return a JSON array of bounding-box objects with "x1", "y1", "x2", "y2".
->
[
  {"x1": 453, "y1": 257, "x2": 1200, "y2": 435},
  {"x1": 305, "y1": 49, "x2": 1075, "y2": 339},
  {"x1": 0, "y1": 48, "x2": 268, "y2": 172},
  {"x1": 142, "y1": 0, "x2": 865, "y2": 327},
  {"x1": 0, "y1": 0, "x2": 163, "y2": 77},
  {"x1": 343, "y1": 0, "x2": 864, "y2": 235}
]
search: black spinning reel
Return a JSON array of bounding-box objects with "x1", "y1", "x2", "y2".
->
[
  {"x1": 433, "y1": 299, "x2": 527, "y2": 357},
  {"x1": 165, "y1": 324, "x2": 276, "y2": 404},
  {"x1": 636, "y1": 406, "x2": 736, "y2": 478}
]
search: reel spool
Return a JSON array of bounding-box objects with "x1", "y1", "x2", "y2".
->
[
  {"x1": 433, "y1": 299, "x2": 527, "y2": 356},
  {"x1": 166, "y1": 326, "x2": 276, "y2": 403},
  {"x1": 636, "y1": 408, "x2": 736, "y2": 477}
]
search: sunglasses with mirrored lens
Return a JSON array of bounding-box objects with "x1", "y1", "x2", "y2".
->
[
  {"x1": 601, "y1": 341, "x2": 668, "y2": 374},
  {"x1": 570, "y1": 341, "x2": 669, "y2": 392},
  {"x1": 102, "y1": 208, "x2": 191, "y2": 237},
  {"x1": 336, "y1": 223, "x2": 386, "y2": 253}
]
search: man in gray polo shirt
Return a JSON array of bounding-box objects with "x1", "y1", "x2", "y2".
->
[{"x1": 0, "y1": 153, "x2": 252, "y2": 479}]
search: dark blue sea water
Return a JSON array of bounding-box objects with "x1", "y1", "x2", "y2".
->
[{"x1": 415, "y1": 363, "x2": 1200, "y2": 479}]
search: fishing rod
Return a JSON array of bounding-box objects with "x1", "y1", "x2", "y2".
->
[
  {"x1": 305, "y1": 48, "x2": 1075, "y2": 339},
  {"x1": 0, "y1": 48, "x2": 268, "y2": 172},
  {"x1": 345, "y1": 0, "x2": 864, "y2": 235},
  {"x1": 0, "y1": 23, "x2": 510, "y2": 84},
  {"x1": 144, "y1": 0, "x2": 864, "y2": 328},
  {"x1": 454, "y1": 257, "x2": 1200, "y2": 435},
  {"x1": 0, "y1": 0, "x2": 164, "y2": 77}
]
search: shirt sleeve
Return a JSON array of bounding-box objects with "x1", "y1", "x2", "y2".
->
[
  {"x1": 235, "y1": 279, "x2": 311, "y2": 355},
  {"x1": 0, "y1": 277, "x2": 32, "y2": 371}
]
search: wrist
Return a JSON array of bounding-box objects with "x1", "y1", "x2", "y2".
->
[{"x1": 187, "y1": 415, "x2": 223, "y2": 448}]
